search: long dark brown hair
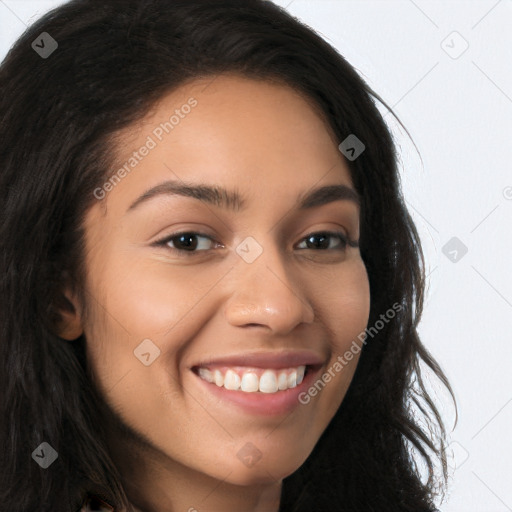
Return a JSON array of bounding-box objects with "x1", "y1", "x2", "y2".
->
[{"x1": 0, "y1": 1, "x2": 454, "y2": 510}]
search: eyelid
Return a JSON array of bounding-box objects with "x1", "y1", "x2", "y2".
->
[
  {"x1": 151, "y1": 229, "x2": 357, "y2": 257},
  {"x1": 152, "y1": 230, "x2": 223, "y2": 253}
]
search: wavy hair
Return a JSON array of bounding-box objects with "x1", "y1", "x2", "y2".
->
[{"x1": 0, "y1": 0, "x2": 454, "y2": 510}]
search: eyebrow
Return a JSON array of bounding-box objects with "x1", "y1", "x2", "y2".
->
[{"x1": 126, "y1": 179, "x2": 360, "y2": 215}]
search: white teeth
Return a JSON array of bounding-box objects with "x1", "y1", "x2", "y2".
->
[
  {"x1": 277, "y1": 372, "x2": 288, "y2": 390},
  {"x1": 288, "y1": 370, "x2": 297, "y2": 389},
  {"x1": 198, "y1": 367, "x2": 214, "y2": 383},
  {"x1": 240, "y1": 372, "x2": 259, "y2": 392},
  {"x1": 214, "y1": 369, "x2": 224, "y2": 387},
  {"x1": 297, "y1": 365, "x2": 305, "y2": 384},
  {"x1": 223, "y1": 369, "x2": 241, "y2": 390},
  {"x1": 259, "y1": 370, "x2": 278, "y2": 393},
  {"x1": 197, "y1": 365, "x2": 307, "y2": 394}
]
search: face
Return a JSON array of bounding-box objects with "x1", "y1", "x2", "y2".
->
[{"x1": 68, "y1": 74, "x2": 370, "y2": 488}]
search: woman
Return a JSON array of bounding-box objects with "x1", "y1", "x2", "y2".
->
[{"x1": 0, "y1": 1, "x2": 453, "y2": 511}]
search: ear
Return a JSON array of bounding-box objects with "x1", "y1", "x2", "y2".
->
[{"x1": 52, "y1": 281, "x2": 84, "y2": 341}]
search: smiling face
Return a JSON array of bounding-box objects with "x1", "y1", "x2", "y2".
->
[{"x1": 64, "y1": 73, "x2": 370, "y2": 503}]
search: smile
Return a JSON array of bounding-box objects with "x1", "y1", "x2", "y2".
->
[
  {"x1": 191, "y1": 362, "x2": 324, "y2": 416},
  {"x1": 195, "y1": 365, "x2": 307, "y2": 393}
]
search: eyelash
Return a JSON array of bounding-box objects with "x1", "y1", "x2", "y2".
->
[{"x1": 153, "y1": 230, "x2": 353, "y2": 257}]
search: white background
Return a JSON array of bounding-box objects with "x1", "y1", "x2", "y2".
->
[{"x1": 1, "y1": 1, "x2": 511, "y2": 511}]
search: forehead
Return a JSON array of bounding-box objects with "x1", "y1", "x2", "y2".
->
[
  {"x1": 119, "y1": 73, "x2": 342, "y2": 163},
  {"x1": 94, "y1": 72, "x2": 355, "y2": 219}
]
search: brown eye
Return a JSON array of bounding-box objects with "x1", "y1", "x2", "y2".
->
[
  {"x1": 154, "y1": 231, "x2": 220, "y2": 255},
  {"x1": 152, "y1": 230, "x2": 353, "y2": 258},
  {"x1": 296, "y1": 231, "x2": 349, "y2": 251}
]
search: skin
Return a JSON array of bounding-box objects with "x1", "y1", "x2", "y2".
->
[{"x1": 58, "y1": 73, "x2": 371, "y2": 512}]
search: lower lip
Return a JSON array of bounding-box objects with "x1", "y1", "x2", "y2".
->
[{"x1": 192, "y1": 365, "x2": 323, "y2": 416}]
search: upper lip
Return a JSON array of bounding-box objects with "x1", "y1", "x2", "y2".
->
[{"x1": 191, "y1": 350, "x2": 326, "y2": 370}]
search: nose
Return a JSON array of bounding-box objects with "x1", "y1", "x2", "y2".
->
[{"x1": 223, "y1": 238, "x2": 315, "y2": 334}]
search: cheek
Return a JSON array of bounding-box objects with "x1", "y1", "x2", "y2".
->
[
  {"x1": 317, "y1": 259, "x2": 371, "y2": 342},
  {"x1": 82, "y1": 257, "x2": 229, "y2": 399},
  {"x1": 307, "y1": 259, "x2": 370, "y2": 413},
  {"x1": 92, "y1": 256, "x2": 217, "y2": 341}
]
